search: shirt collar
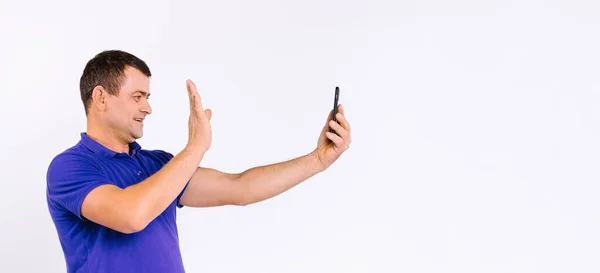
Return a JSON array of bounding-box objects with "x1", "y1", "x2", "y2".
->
[{"x1": 80, "y1": 132, "x2": 142, "y2": 158}]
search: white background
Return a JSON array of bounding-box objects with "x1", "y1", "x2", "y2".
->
[{"x1": 1, "y1": 0, "x2": 600, "y2": 272}]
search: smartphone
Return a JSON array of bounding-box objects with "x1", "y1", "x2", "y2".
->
[{"x1": 329, "y1": 86, "x2": 340, "y2": 134}]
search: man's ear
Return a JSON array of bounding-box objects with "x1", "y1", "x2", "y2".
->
[{"x1": 91, "y1": 86, "x2": 107, "y2": 111}]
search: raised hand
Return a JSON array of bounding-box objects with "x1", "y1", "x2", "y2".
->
[
  {"x1": 185, "y1": 79, "x2": 212, "y2": 153},
  {"x1": 314, "y1": 104, "x2": 351, "y2": 170}
]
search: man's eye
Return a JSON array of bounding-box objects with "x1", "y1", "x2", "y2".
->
[{"x1": 134, "y1": 96, "x2": 142, "y2": 100}]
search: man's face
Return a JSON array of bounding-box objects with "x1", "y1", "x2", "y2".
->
[{"x1": 104, "y1": 66, "x2": 152, "y2": 143}]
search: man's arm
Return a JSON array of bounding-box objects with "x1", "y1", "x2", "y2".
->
[
  {"x1": 81, "y1": 147, "x2": 206, "y2": 233},
  {"x1": 180, "y1": 104, "x2": 352, "y2": 208},
  {"x1": 179, "y1": 151, "x2": 324, "y2": 207}
]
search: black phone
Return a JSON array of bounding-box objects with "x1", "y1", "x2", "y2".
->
[{"x1": 330, "y1": 86, "x2": 340, "y2": 134}]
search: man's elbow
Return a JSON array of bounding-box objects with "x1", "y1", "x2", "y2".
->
[
  {"x1": 82, "y1": 185, "x2": 151, "y2": 234},
  {"x1": 97, "y1": 215, "x2": 147, "y2": 234},
  {"x1": 103, "y1": 217, "x2": 145, "y2": 234},
  {"x1": 107, "y1": 204, "x2": 150, "y2": 234},
  {"x1": 122, "y1": 209, "x2": 150, "y2": 234},
  {"x1": 121, "y1": 220, "x2": 147, "y2": 234}
]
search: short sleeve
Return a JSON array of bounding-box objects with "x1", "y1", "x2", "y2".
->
[
  {"x1": 176, "y1": 181, "x2": 190, "y2": 208},
  {"x1": 46, "y1": 152, "x2": 114, "y2": 220}
]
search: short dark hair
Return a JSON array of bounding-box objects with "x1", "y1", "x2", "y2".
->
[{"x1": 79, "y1": 50, "x2": 152, "y2": 115}]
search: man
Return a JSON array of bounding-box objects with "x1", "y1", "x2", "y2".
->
[{"x1": 46, "y1": 49, "x2": 351, "y2": 273}]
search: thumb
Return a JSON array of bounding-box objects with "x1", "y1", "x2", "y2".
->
[{"x1": 205, "y1": 109, "x2": 212, "y2": 120}]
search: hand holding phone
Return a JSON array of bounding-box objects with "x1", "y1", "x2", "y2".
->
[{"x1": 329, "y1": 86, "x2": 340, "y2": 135}]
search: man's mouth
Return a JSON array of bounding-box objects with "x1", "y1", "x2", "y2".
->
[{"x1": 134, "y1": 118, "x2": 144, "y2": 124}]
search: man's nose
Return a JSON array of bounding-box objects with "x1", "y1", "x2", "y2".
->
[{"x1": 140, "y1": 100, "x2": 152, "y2": 115}]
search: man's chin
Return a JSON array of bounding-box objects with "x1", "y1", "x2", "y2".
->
[{"x1": 130, "y1": 131, "x2": 143, "y2": 141}]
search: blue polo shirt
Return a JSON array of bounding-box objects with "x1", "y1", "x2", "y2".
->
[{"x1": 46, "y1": 133, "x2": 189, "y2": 273}]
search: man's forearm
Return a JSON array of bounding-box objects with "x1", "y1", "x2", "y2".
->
[
  {"x1": 123, "y1": 147, "x2": 206, "y2": 229},
  {"x1": 236, "y1": 150, "x2": 325, "y2": 205}
]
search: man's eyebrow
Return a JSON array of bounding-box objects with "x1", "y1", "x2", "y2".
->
[{"x1": 134, "y1": 90, "x2": 151, "y2": 97}]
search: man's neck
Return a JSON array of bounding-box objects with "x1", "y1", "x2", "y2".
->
[{"x1": 86, "y1": 120, "x2": 130, "y2": 154}]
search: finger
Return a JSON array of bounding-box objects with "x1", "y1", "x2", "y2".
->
[
  {"x1": 329, "y1": 120, "x2": 349, "y2": 140},
  {"x1": 325, "y1": 131, "x2": 344, "y2": 147},
  {"x1": 186, "y1": 79, "x2": 205, "y2": 115},
  {"x1": 321, "y1": 109, "x2": 334, "y2": 133},
  {"x1": 326, "y1": 109, "x2": 334, "y2": 122},
  {"x1": 187, "y1": 80, "x2": 194, "y2": 112},
  {"x1": 205, "y1": 109, "x2": 212, "y2": 121},
  {"x1": 335, "y1": 112, "x2": 351, "y2": 133}
]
